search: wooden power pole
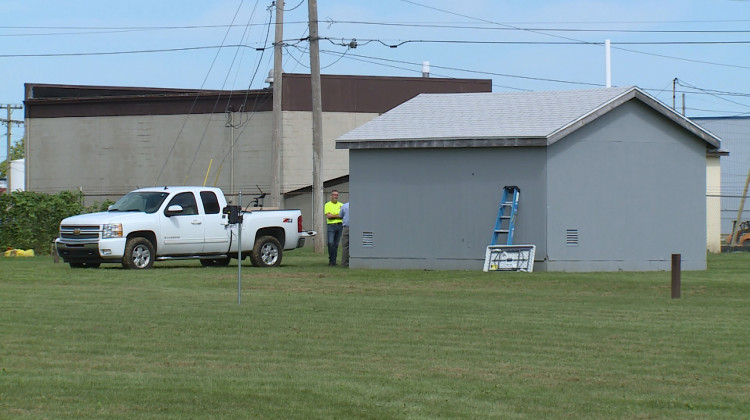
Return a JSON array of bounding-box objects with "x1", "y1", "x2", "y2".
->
[
  {"x1": 2, "y1": 104, "x2": 23, "y2": 193},
  {"x1": 271, "y1": 0, "x2": 284, "y2": 208},
  {"x1": 308, "y1": 0, "x2": 325, "y2": 253}
]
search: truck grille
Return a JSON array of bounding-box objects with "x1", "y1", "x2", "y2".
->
[{"x1": 60, "y1": 225, "x2": 100, "y2": 240}]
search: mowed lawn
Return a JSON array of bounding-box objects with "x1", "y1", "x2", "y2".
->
[{"x1": 2, "y1": 250, "x2": 749, "y2": 419}]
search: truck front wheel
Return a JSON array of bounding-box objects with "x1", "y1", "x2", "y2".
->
[
  {"x1": 250, "y1": 236, "x2": 282, "y2": 267},
  {"x1": 122, "y1": 237, "x2": 155, "y2": 269}
]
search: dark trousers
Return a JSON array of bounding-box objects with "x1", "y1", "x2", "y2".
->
[
  {"x1": 327, "y1": 223, "x2": 343, "y2": 265},
  {"x1": 342, "y1": 226, "x2": 350, "y2": 267}
]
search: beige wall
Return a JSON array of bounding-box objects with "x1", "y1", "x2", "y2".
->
[
  {"x1": 25, "y1": 110, "x2": 375, "y2": 208},
  {"x1": 707, "y1": 156, "x2": 722, "y2": 253},
  {"x1": 26, "y1": 112, "x2": 273, "y2": 199},
  {"x1": 281, "y1": 111, "x2": 377, "y2": 193}
]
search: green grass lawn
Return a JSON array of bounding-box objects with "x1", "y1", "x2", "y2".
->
[{"x1": 2, "y1": 250, "x2": 749, "y2": 419}]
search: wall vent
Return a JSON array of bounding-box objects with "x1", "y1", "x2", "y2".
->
[
  {"x1": 362, "y1": 232, "x2": 374, "y2": 247},
  {"x1": 566, "y1": 229, "x2": 579, "y2": 246}
]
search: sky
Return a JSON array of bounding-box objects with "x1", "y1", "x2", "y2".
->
[{"x1": 4, "y1": 0, "x2": 750, "y2": 161}]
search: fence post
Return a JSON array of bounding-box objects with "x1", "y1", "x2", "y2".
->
[
  {"x1": 671, "y1": 254, "x2": 681, "y2": 299},
  {"x1": 52, "y1": 241, "x2": 60, "y2": 263}
]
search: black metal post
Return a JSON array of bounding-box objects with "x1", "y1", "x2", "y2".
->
[{"x1": 671, "y1": 254, "x2": 681, "y2": 299}]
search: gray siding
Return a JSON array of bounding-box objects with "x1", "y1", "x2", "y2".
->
[
  {"x1": 546, "y1": 101, "x2": 707, "y2": 271},
  {"x1": 340, "y1": 89, "x2": 714, "y2": 272},
  {"x1": 694, "y1": 117, "x2": 750, "y2": 234},
  {"x1": 347, "y1": 100, "x2": 708, "y2": 271},
  {"x1": 348, "y1": 148, "x2": 547, "y2": 270}
]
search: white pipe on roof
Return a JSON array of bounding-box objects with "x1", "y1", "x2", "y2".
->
[{"x1": 605, "y1": 39, "x2": 612, "y2": 88}]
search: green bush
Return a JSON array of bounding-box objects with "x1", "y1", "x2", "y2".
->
[{"x1": 0, "y1": 190, "x2": 111, "y2": 255}]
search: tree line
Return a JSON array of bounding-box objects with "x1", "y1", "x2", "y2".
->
[{"x1": 0, "y1": 190, "x2": 112, "y2": 254}]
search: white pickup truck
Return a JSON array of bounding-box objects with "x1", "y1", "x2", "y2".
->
[{"x1": 55, "y1": 186, "x2": 315, "y2": 269}]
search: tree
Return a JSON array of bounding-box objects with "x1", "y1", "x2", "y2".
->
[{"x1": 1, "y1": 137, "x2": 24, "y2": 178}]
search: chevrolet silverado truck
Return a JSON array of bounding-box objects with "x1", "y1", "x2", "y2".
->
[{"x1": 55, "y1": 186, "x2": 315, "y2": 269}]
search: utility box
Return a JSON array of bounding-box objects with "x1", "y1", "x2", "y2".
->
[{"x1": 10, "y1": 158, "x2": 25, "y2": 191}]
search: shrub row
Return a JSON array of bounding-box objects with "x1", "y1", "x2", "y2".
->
[{"x1": 0, "y1": 191, "x2": 111, "y2": 255}]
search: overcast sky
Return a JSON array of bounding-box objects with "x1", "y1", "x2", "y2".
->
[{"x1": 4, "y1": 0, "x2": 750, "y2": 160}]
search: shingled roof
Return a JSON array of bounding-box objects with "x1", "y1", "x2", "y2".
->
[{"x1": 336, "y1": 86, "x2": 721, "y2": 150}]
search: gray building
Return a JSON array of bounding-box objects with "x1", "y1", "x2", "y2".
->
[
  {"x1": 337, "y1": 87, "x2": 723, "y2": 271},
  {"x1": 694, "y1": 117, "x2": 750, "y2": 236}
]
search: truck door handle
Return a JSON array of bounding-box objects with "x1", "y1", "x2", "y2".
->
[{"x1": 192, "y1": 220, "x2": 202, "y2": 225}]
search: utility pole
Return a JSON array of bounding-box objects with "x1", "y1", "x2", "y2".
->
[
  {"x1": 308, "y1": 0, "x2": 325, "y2": 253},
  {"x1": 271, "y1": 0, "x2": 284, "y2": 208},
  {"x1": 230, "y1": 109, "x2": 235, "y2": 194},
  {"x1": 2, "y1": 104, "x2": 23, "y2": 194}
]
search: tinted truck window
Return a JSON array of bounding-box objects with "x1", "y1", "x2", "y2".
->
[{"x1": 200, "y1": 191, "x2": 221, "y2": 214}]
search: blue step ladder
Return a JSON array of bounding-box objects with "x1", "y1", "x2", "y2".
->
[
  {"x1": 491, "y1": 186, "x2": 521, "y2": 246},
  {"x1": 484, "y1": 186, "x2": 536, "y2": 272}
]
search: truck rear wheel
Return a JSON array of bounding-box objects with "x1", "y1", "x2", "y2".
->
[
  {"x1": 250, "y1": 236, "x2": 282, "y2": 267},
  {"x1": 122, "y1": 237, "x2": 155, "y2": 269}
]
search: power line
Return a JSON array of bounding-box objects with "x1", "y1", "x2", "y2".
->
[
  {"x1": 396, "y1": 0, "x2": 597, "y2": 46},
  {"x1": 184, "y1": 0, "x2": 270, "y2": 186},
  {"x1": 283, "y1": 0, "x2": 305, "y2": 11},
  {"x1": 6, "y1": 17, "x2": 750, "y2": 31},
  {"x1": 320, "y1": 20, "x2": 750, "y2": 34},
  {"x1": 312, "y1": 48, "x2": 750, "y2": 116},
  {"x1": 8, "y1": 21, "x2": 750, "y2": 35},
  {"x1": 7, "y1": 35, "x2": 750, "y2": 60},
  {"x1": 157, "y1": 0, "x2": 252, "y2": 185},
  {"x1": 612, "y1": 45, "x2": 750, "y2": 70},
  {"x1": 319, "y1": 48, "x2": 529, "y2": 91},
  {"x1": 0, "y1": 45, "x2": 260, "y2": 58},
  {"x1": 677, "y1": 79, "x2": 750, "y2": 111},
  {"x1": 319, "y1": 37, "x2": 750, "y2": 47},
  {"x1": 676, "y1": 80, "x2": 750, "y2": 98},
  {"x1": 318, "y1": 48, "x2": 601, "y2": 88},
  {"x1": 7, "y1": 3, "x2": 750, "y2": 118},
  {"x1": 310, "y1": 47, "x2": 750, "y2": 110}
]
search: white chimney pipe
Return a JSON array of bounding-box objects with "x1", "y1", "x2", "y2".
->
[
  {"x1": 605, "y1": 39, "x2": 612, "y2": 88},
  {"x1": 422, "y1": 61, "x2": 430, "y2": 78}
]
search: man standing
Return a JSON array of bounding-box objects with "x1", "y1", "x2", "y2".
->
[
  {"x1": 324, "y1": 190, "x2": 344, "y2": 266},
  {"x1": 340, "y1": 201, "x2": 350, "y2": 268}
]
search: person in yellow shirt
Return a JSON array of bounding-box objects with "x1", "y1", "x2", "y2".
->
[{"x1": 324, "y1": 190, "x2": 344, "y2": 266}]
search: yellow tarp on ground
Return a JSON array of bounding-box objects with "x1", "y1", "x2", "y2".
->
[{"x1": 4, "y1": 249, "x2": 35, "y2": 257}]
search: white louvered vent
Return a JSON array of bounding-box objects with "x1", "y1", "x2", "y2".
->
[
  {"x1": 566, "y1": 229, "x2": 579, "y2": 246},
  {"x1": 362, "y1": 232, "x2": 374, "y2": 247}
]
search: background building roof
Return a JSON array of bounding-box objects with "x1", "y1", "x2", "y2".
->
[{"x1": 24, "y1": 74, "x2": 492, "y2": 119}]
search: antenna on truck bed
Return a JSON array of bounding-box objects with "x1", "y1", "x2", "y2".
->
[{"x1": 245, "y1": 185, "x2": 267, "y2": 210}]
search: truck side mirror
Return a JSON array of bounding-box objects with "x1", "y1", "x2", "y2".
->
[{"x1": 165, "y1": 204, "x2": 183, "y2": 217}]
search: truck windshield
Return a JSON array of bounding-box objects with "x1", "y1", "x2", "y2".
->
[{"x1": 109, "y1": 192, "x2": 169, "y2": 214}]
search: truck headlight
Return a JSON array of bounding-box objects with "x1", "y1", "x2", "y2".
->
[{"x1": 102, "y1": 223, "x2": 123, "y2": 238}]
